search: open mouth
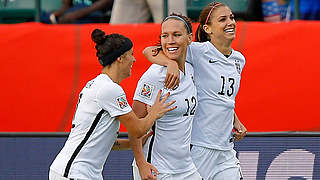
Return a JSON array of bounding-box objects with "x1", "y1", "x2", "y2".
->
[
  {"x1": 167, "y1": 47, "x2": 179, "y2": 53},
  {"x1": 224, "y1": 28, "x2": 235, "y2": 34}
]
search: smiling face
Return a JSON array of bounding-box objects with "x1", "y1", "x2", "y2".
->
[
  {"x1": 204, "y1": 6, "x2": 236, "y2": 42},
  {"x1": 120, "y1": 48, "x2": 135, "y2": 78},
  {"x1": 160, "y1": 19, "x2": 192, "y2": 62}
]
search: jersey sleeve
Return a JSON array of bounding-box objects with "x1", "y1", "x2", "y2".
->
[
  {"x1": 96, "y1": 83, "x2": 132, "y2": 117},
  {"x1": 234, "y1": 50, "x2": 246, "y2": 74},
  {"x1": 187, "y1": 42, "x2": 206, "y2": 66},
  {"x1": 133, "y1": 65, "x2": 164, "y2": 106},
  {"x1": 186, "y1": 45, "x2": 194, "y2": 65},
  {"x1": 240, "y1": 53, "x2": 246, "y2": 73}
]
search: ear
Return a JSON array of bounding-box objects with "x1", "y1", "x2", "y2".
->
[
  {"x1": 202, "y1": 24, "x2": 212, "y2": 34},
  {"x1": 116, "y1": 56, "x2": 122, "y2": 63}
]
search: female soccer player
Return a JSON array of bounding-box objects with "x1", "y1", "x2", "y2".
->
[
  {"x1": 144, "y1": 2, "x2": 247, "y2": 180},
  {"x1": 49, "y1": 29, "x2": 176, "y2": 180},
  {"x1": 131, "y1": 13, "x2": 202, "y2": 180}
]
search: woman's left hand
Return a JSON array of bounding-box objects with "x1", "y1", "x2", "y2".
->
[{"x1": 233, "y1": 118, "x2": 247, "y2": 141}]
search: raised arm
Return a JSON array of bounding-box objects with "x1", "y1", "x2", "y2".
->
[
  {"x1": 143, "y1": 47, "x2": 180, "y2": 89},
  {"x1": 118, "y1": 90, "x2": 175, "y2": 138}
]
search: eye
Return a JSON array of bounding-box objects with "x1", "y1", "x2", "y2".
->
[
  {"x1": 219, "y1": 17, "x2": 226, "y2": 22},
  {"x1": 161, "y1": 34, "x2": 168, "y2": 38},
  {"x1": 230, "y1": 15, "x2": 235, "y2": 21},
  {"x1": 174, "y1": 33, "x2": 182, "y2": 37}
]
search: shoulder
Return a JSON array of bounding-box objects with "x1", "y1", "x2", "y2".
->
[
  {"x1": 96, "y1": 76, "x2": 125, "y2": 98},
  {"x1": 190, "y1": 41, "x2": 209, "y2": 50},
  {"x1": 232, "y1": 50, "x2": 246, "y2": 64},
  {"x1": 140, "y1": 64, "x2": 166, "y2": 82},
  {"x1": 185, "y1": 62, "x2": 194, "y2": 71}
]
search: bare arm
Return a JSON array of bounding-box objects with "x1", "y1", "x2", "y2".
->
[
  {"x1": 143, "y1": 47, "x2": 180, "y2": 89},
  {"x1": 112, "y1": 138, "x2": 130, "y2": 150},
  {"x1": 130, "y1": 100, "x2": 158, "y2": 179},
  {"x1": 233, "y1": 112, "x2": 247, "y2": 141},
  {"x1": 52, "y1": 0, "x2": 72, "y2": 17},
  {"x1": 118, "y1": 90, "x2": 175, "y2": 138},
  {"x1": 112, "y1": 131, "x2": 153, "y2": 151},
  {"x1": 58, "y1": 0, "x2": 113, "y2": 23}
]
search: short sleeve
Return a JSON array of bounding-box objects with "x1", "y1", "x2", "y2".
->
[
  {"x1": 234, "y1": 50, "x2": 246, "y2": 74},
  {"x1": 133, "y1": 65, "x2": 164, "y2": 106},
  {"x1": 186, "y1": 45, "x2": 193, "y2": 65},
  {"x1": 97, "y1": 83, "x2": 132, "y2": 117},
  {"x1": 187, "y1": 42, "x2": 207, "y2": 66}
]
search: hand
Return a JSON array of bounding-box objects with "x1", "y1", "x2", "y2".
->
[
  {"x1": 49, "y1": 13, "x2": 57, "y2": 24},
  {"x1": 137, "y1": 162, "x2": 158, "y2": 180},
  {"x1": 140, "y1": 130, "x2": 153, "y2": 146},
  {"x1": 233, "y1": 120, "x2": 247, "y2": 141},
  {"x1": 147, "y1": 90, "x2": 176, "y2": 119},
  {"x1": 165, "y1": 60, "x2": 180, "y2": 90}
]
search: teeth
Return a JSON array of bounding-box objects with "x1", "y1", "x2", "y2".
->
[
  {"x1": 168, "y1": 47, "x2": 178, "y2": 51},
  {"x1": 225, "y1": 29, "x2": 234, "y2": 33}
]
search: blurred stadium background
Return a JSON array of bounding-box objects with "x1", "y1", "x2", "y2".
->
[{"x1": 0, "y1": 0, "x2": 319, "y2": 179}]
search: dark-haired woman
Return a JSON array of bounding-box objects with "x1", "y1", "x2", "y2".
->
[
  {"x1": 144, "y1": 2, "x2": 247, "y2": 180},
  {"x1": 131, "y1": 13, "x2": 202, "y2": 180},
  {"x1": 49, "y1": 29, "x2": 176, "y2": 180}
]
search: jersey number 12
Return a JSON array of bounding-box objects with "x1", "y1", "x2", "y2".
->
[{"x1": 183, "y1": 96, "x2": 197, "y2": 116}]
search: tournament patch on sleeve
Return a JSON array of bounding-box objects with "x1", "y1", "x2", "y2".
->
[
  {"x1": 116, "y1": 95, "x2": 129, "y2": 109},
  {"x1": 139, "y1": 83, "x2": 154, "y2": 99}
]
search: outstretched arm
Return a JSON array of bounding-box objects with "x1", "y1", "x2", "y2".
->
[
  {"x1": 143, "y1": 47, "x2": 180, "y2": 89},
  {"x1": 112, "y1": 131, "x2": 154, "y2": 151},
  {"x1": 130, "y1": 100, "x2": 158, "y2": 180},
  {"x1": 118, "y1": 90, "x2": 175, "y2": 138},
  {"x1": 112, "y1": 138, "x2": 130, "y2": 150}
]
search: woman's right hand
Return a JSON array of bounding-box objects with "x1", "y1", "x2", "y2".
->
[
  {"x1": 165, "y1": 60, "x2": 180, "y2": 90},
  {"x1": 147, "y1": 90, "x2": 176, "y2": 119},
  {"x1": 137, "y1": 161, "x2": 158, "y2": 180}
]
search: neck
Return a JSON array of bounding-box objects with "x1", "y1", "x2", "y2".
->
[
  {"x1": 211, "y1": 38, "x2": 232, "y2": 56},
  {"x1": 177, "y1": 55, "x2": 186, "y2": 74},
  {"x1": 101, "y1": 65, "x2": 122, "y2": 84}
]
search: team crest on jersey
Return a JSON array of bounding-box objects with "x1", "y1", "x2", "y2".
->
[
  {"x1": 85, "y1": 80, "x2": 94, "y2": 88},
  {"x1": 116, "y1": 95, "x2": 129, "y2": 109},
  {"x1": 140, "y1": 83, "x2": 154, "y2": 99},
  {"x1": 235, "y1": 60, "x2": 241, "y2": 74}
]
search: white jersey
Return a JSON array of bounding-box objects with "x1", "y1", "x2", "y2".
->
[
  {"x1": 50, "y1": 74, "x2": 132, "y2": 180},
  {"x1": 187, "y1": 41, "x2": 245, "y2": 150},
  {"x1": 133, "y1": 63, "x2": 197, "y2": 174}
]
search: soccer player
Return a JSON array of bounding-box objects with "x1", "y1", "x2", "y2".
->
[
  {"x1": 49, "y1": 29, "x2": 176, "y2": 180},
  {"x1": 131, "y1": 13, "x2": 202, "y2": 180},
  {"x1": 144, "y1": 2, "x2": 247, "y2": 180}
]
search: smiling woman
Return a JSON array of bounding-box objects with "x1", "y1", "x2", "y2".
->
[
  {"x1": 144, "y1": 2, "x2": 247, "y2": 180},
  {"x1": 130, "y1": 13, "x2": 203, "y2": 180},
  {"x1": 48, "y1": 28, "x2": 176, "y2": 180}
]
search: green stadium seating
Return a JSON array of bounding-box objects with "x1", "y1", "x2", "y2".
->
[
  {"x1": 187, "y1": 0, "x2": 250, "y2": 21},
  {"x1": 0, "y1": 0, "x2": 61, "y2": 24}
]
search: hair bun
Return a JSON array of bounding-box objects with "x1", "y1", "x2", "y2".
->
[{"x1": 91, "y1": 29, "x2": 106, "y2": 45}]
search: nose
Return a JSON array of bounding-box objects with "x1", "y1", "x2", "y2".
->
[
  {"x1": 227, "y1": 17, "x2": 235, "y2": 26},
  {"x1": 167, "y1": 35, "x2": 175, "y2": 44},
  {"x1": 132, "y1": 56, "x2": 136, "y2": 62}
]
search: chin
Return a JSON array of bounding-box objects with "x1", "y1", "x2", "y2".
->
[{"x1": 167, "y1": 55, "x2": 178, "y2": 60}]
